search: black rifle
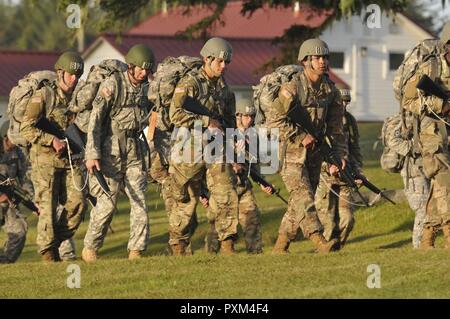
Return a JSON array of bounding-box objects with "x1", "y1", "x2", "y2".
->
[
  {"x1": 286, "y1": 104, "x2": 395, "y2": 206},
  {"x1": 416, "y1": 74, "x2": 450, "y2": 127},
  {"x1": 416, "y1": 74, "x2": 448, "y2": 100},
  {"x1": 0, "y1": 173, "x2": 39, "y2": 214},
  {"x1": 183, "y1": 96, "x2": 288, "y2": 204},
  {"x1": 34, "y1": 117, "x2": 111, "y2": 195}
]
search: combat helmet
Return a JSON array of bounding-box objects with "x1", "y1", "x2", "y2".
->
[
  {"x1": 298, "y1": 38, "x2": 330, "y2": 62},
  {"x1": 235, "y1": 97, "x2": 256, "y2": 116},
  {"x1": 54, "y1": 51, "x2": 84, "y2": 77},
  {"x1": 125, "y1": 44, "x2": 156, "y2": 71},
  {"x1": 200, "y1": 37, "x2": 233, "y2": 63},
  {"x1": 440, "y1": 21, "x2": 450, "y2": 45}
]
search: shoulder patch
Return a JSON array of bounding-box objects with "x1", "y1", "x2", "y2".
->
[
  {"x1": 31, "y1": 96, "x2": 42, "y2": 104},
  {"x1": 101, "y1": 87, "x2": 112, "y2": 98},
  {"x1": 174, "y1": 87, "x2": 186, "y2": 94}
]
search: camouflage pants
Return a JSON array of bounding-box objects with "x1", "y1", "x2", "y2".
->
[
  {"x1": 419, "y1": 117, "x2": 450, "y2": 228},
  {"x1": 277, "y1": 159, "x2": 323, "y2": 240},
  {"x1": 84, "y1": 158, "x2": 149, "y2": 252},
  {"x1": 167, "y1": 178, "x2": 200, "y2": 246},
  {"x1": 0, "y1": 206, "x2": 27, "y2": 263},
  {"x1": 150, "y1": 150, "x2": 175, "y2": 215},
  {"x1": 31, "y1": 164, "x2": 87, "y2": 255},
  {"x1": 205, "y1": 185, "x2": 262, "y2": 253},
  {"x1": 54, "y1": 204, "x2": 77, "y2": 260},
  {"x1": 168, "y1": 161, "x2": 238, "y2": 243},
  {"x1": 401, "y1": 172, "x2": 430, "y2": 248},
  {"x1": 315, "y1": 176, "x2": 354, "y2": 245}
]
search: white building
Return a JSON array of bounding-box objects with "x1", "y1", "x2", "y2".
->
[{"x1": 321, "y1": 13, "x2": 433, "y2": 120}]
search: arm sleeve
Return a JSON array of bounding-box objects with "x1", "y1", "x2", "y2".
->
[{"x1": 85, "y1": 78, "x2": 116, "y2": 160}]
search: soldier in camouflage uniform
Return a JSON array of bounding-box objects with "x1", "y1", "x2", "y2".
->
[
  {"x1": 268, "y1": 39, "x2": 346, "y2": 253},
  {"x1": 402, "y1": 23, "x2": 450, "y2": 249},
  {"x1": 20, "y1": 51, "x2": 87, "y2": 262},
  {"x1": 315, "y1": 86, "x2": 364, "y2": 249},
  {"x1": 81, "y1": 44, "x2": 155, "y2": 262},
  {"x1": 204, "y1": 98, "x2": 272, "y2": 254},
  {"x1": 167, "y1": 37, "x2": 239, "y2": 256},
  {"x1": 0, "y1": 120, "x2": 33, "y2": 263},
  {"x1": 386, "y1": 110, "x2": 430, "y2": 249},
  {"x1": 147, "y1": 103, "x2": 198, "y2": 255}
]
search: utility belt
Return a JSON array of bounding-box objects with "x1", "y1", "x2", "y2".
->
[{"x1": 109, "y1": 121, "x2": 148, "y2": 171}]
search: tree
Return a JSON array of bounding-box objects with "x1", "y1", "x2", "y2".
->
[{"x1": 74, "y1": 0, "x2": 412, "y2": 68}]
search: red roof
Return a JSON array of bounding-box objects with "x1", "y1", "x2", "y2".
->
[
  {"x1": 97, "y1": 34, "x2": 349, "y2": 88},
  {"x1": 0, "y1": 50, "x2": 59, "y2": 96},
  {"x1": 129, "y1": 1, "x2": 331, "y2": 39}
]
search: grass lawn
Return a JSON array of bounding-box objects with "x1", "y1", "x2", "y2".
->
[{"x1": 1, "y1": 123, "x2": 448, "y2": 299}]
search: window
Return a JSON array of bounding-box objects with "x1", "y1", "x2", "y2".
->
[
  {"x1": 329, "y1": 52, "x2": 344, "y2": 69},
  {"x1": 389, "y1": 53, "x2": 404, "y2": 71}
]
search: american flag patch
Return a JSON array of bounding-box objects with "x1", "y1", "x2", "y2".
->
[
  {"x1": 31, "y1": 96, "x2": 42, "y2": 103},
  {"x1": 101, "y1": 87, "x2": 112, "y2": 97},
  {"x1": 281, "y1": 88, "x2": 292, "y2": 99},
  {"x1": 174, "y1": 87, "x2": 185, "y2": 94}
]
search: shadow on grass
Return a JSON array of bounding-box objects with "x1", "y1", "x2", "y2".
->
[
  {"x1": 346, "y1": 219, "x2": 413, "y2": 246},
  {"x1": 377, "y1": 238, "x2": 412, "y2": 249}
]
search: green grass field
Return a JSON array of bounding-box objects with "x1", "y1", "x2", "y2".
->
[{"x1": 1, "y1": 123, "x2": 449, "y2": 299}]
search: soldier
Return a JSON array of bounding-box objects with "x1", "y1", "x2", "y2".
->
[
  {"x1": 402, "y1": 22, "x2": 450, "y2": 249},
  {"x1": 0, "y1": 120, "x2": 33, "y2": 263},
  {"x1": 167, "y1": 37, "x2": 239, "y2": 255},
  {"x1": 315, "y1": 85, "x2": 364, "y2": 249},
  {"x1": 204, "y1": 97, "x2": 272, "y2": 254},
  {"x1": 385, "y1": 109, "x2": 430, "y2": 249},
  {"x1": 147, "y1": 99, "x2": 198, "y2": 255},
  {"x1": 81, "y1": 44, "x2": 154, "y2": 262},
  {"x1": 267, "y1": 39, "x2": 346, "y2": 253},
  {"x1": 20, "y1": 51, "x2": 87, "y2": 262}
]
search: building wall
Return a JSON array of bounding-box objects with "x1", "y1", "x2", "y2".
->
[
  {"x1": 82, "y1": 40, "x2": 125, "y2": 80},
  {"x1": 322, "y1": 14, "x2": 431, "y2": 121}
]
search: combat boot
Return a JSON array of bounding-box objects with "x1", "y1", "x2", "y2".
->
[
  {"x1": 41, "y1": 250, "x2": 56, "y2": 262},
  {"x1": 220, "y1": 239, "x2": 236, "y2": 256},
  {"x1": 170, "y1": 242, "x2": 186, "y2": 256},
  {"x1": 442, "y1": 224, "x2": 450, "y2": 249},
  {"x1": 309, "y1": 232, "x2": 338, "y2": 253},
  {"x1": 419, "y1": 227, "x2": 437, "y2": 250},
  {"x1": 128, "y1": 250, "x2": 142, "y2": 260},
  {"x1": 272, "y1": 234, "x2": 290, "y2": 254},
  {"x1": 81, "y1": 247, "x2": 97, "y2": 263}
]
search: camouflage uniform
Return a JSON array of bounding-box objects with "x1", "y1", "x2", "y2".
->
[
  {"x1": 0, "y1": 143, "x2": 31, "y2": 263},
  {"x1": 402, "y1": 52, "x2": 450, "y2": 248},
  {"x1": 83, "y1": 69, "x2": 150, "y2": 254},
  {"x1": 168, "y1": 67, "x2": 238, "y2": 253},
  {"x1": 20, "y1": 82, "x2": 87, "y2": 257},
  {"x1": 315, "y1": 111, "x2": 361, "y2": 247},
  {"x1": 205, "y1": 124, "x2": 263, "y2": 254},
  {"x1": 267, "y1": 70, "x2": 346, "y2": 251},
  {"x1": 385, "y1": 110, "x2": 431, "y2": 248}
]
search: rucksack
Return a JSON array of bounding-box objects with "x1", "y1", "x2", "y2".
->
[
  {"x1": 148, "y1": 56, "x2": 203, "y2": 131},
  {"x1": 7, "y1": 70, "x2": 57, "y2": 147},
  {"x1": 380, "y1": 112, "x2": 409, "y2": 173},
  {"x1": 393, "y1": 38, "x2": 443, "y2": 101},
  {"x1": 252, "y1": 64, "x2": 304, "y2": 126},
  {"x1": 70, "y1": 59, "x2": 128, "y2": 133}
]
